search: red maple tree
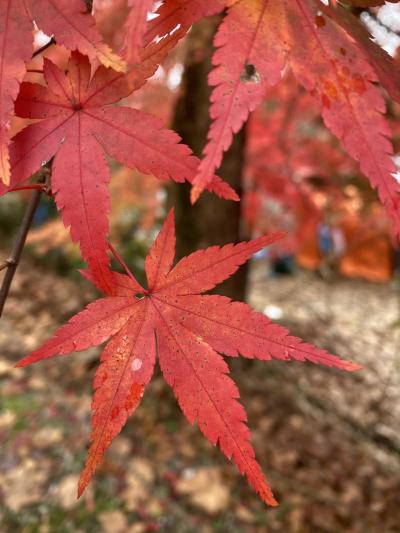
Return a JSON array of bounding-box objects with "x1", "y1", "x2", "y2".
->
[{"x1": 1, "y1": 0, "x2": 398, "y2": 505}]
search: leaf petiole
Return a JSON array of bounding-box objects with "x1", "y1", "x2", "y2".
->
[
  {"x1": 9, "y1": 184, "x2": 49, "y2": 194},
  {"x1": 108, "y1": 242, "x2": 139, "y2": 286}
]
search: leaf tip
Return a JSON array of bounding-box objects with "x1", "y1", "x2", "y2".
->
[
  {"x1": 166, "y1": 206, "x2": 175, "y2": 220},
  {"x1": 258, "y1": 482, "x2": 279, "y2": 507},
  {"x1": 77, "y1": 480, "x2": 86, "y2": 499},
  {"x1": 268, "y1": 495, "x2": 279, "y2": 507},
  {"x1": 15, "y1": 358, "x2": 28, "y2": 368},
  {"x1": 190, "y1": 185, "x2": 202, "y2": 204},
  {"x1": 97, "y1": 45, "x2": 128, "y2": 73},
  {"x1": 343, "y1": 361, "x2": 362, "y2": 372},
  {"x1": 77, "y1": 470, "x2": 91, "y2": 499},
  {"x1": 0, "y1": 148, "x2": 11, "y2": 186},
  {"x1": 267, "y1": 231, "x2": 287, "y2": 244}
]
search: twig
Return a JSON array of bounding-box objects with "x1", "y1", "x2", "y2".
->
[
  {"x1": 0, "y1": 168, "x2": 50, "y2": 317},
  {"x1": 0, "y1": 190, "x2": 42, "y2": 316},
  {"x1": 0, "y1": 31, "x2": 56, "y2": 316}
]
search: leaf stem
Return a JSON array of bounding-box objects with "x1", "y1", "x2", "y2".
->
[
  {"x1": 9, "y1": 184, "x2": 49, "y2": 194},
  {"x1": 108, "y1": 242, "x2": 137, "y2": 284}
]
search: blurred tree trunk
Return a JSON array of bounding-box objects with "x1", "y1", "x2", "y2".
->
[{"x1": 170, "y1": 16, "x2": 248, "y2": 301}]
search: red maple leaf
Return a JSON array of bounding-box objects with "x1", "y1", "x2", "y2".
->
[
  {"x1": 184, "y1": 0, "x2": 400, "y2": 234},
  {"x1": 0, "y1": 0, "x2": 125, "y2": 186},
  {"x1": 144, "y1": 0, "x2": 225, "y2": 45},
  {"x1": 123, "y1": 0, "x2": 155, "y2": 66},
  {"x1": 5, "y1": 51, "x2": 237, "y2": 292},
  {"x1": 17, "y1": 210, "x2": 360, "y2": 505}
]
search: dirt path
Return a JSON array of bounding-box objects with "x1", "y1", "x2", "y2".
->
[{"x1": 1, "y1": 262, "x2": 399, "y2": 532}]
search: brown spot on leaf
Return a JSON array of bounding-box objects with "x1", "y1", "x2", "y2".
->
[{"x1": 240, "y1": 63, "x2": 261, "y2": 84}]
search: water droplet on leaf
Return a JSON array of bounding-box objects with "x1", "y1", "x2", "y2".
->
[{"x1": 131, "y1": 358, "x2": 143, "y2": 372}]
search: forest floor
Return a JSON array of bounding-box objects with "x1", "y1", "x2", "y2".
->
[{"x1": 0, "y1": 259, "x2": 399, "y2": 533}]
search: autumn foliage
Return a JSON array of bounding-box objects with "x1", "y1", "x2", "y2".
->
[{"x1": 1, "y1": 0, "x2": 399, "y2": 506}]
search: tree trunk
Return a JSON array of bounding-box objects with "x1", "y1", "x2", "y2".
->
[{"x1": 170, "y1": 16, "x2": 248, "y2": 301}]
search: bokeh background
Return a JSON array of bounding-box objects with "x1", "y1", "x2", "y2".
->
[{"x1": 1, "y1": 2, "x2": 400, "y2": 532}]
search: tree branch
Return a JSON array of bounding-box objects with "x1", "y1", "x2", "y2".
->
[
  {"x1": 0, "y1": 38, "x2": 57, "y2": 317},
  {"x1": 0, "y1": 167, "x2": 51, "y2": 317}
]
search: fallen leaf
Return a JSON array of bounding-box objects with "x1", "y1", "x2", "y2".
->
[
  {"x1": 33, "y1": 427, "x2": 63, "y2": 449},
  {"x1": 176, "y1": 467, "x2": 230, "y2": 514},
  {"x1": 99, "y1": 510, "x2": 129, "y2": 533},
  {"x1": 3, "y1": 459, "x2": 48, "y2": 511},
  {"x1": 52, "y1": 474, "x2": 80, "y2": 510},
  {"x1": 122, "y1": 458, "x2": 155, "y2": 511}
]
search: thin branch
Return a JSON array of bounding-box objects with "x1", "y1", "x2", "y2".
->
[
  {"x1": 0, "y1": 167, "x2": 51, "y2": 317},
  {"x1": 0, "y1": 191, "x2": 42, "y2": 316},
  {"x1": 0, "y1": 35, "x2": 57, "y2": 317}
]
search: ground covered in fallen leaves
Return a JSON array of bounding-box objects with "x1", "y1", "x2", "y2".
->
[{"x1": 1, "y1": 260, "x2": 399, "y2": 532}]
